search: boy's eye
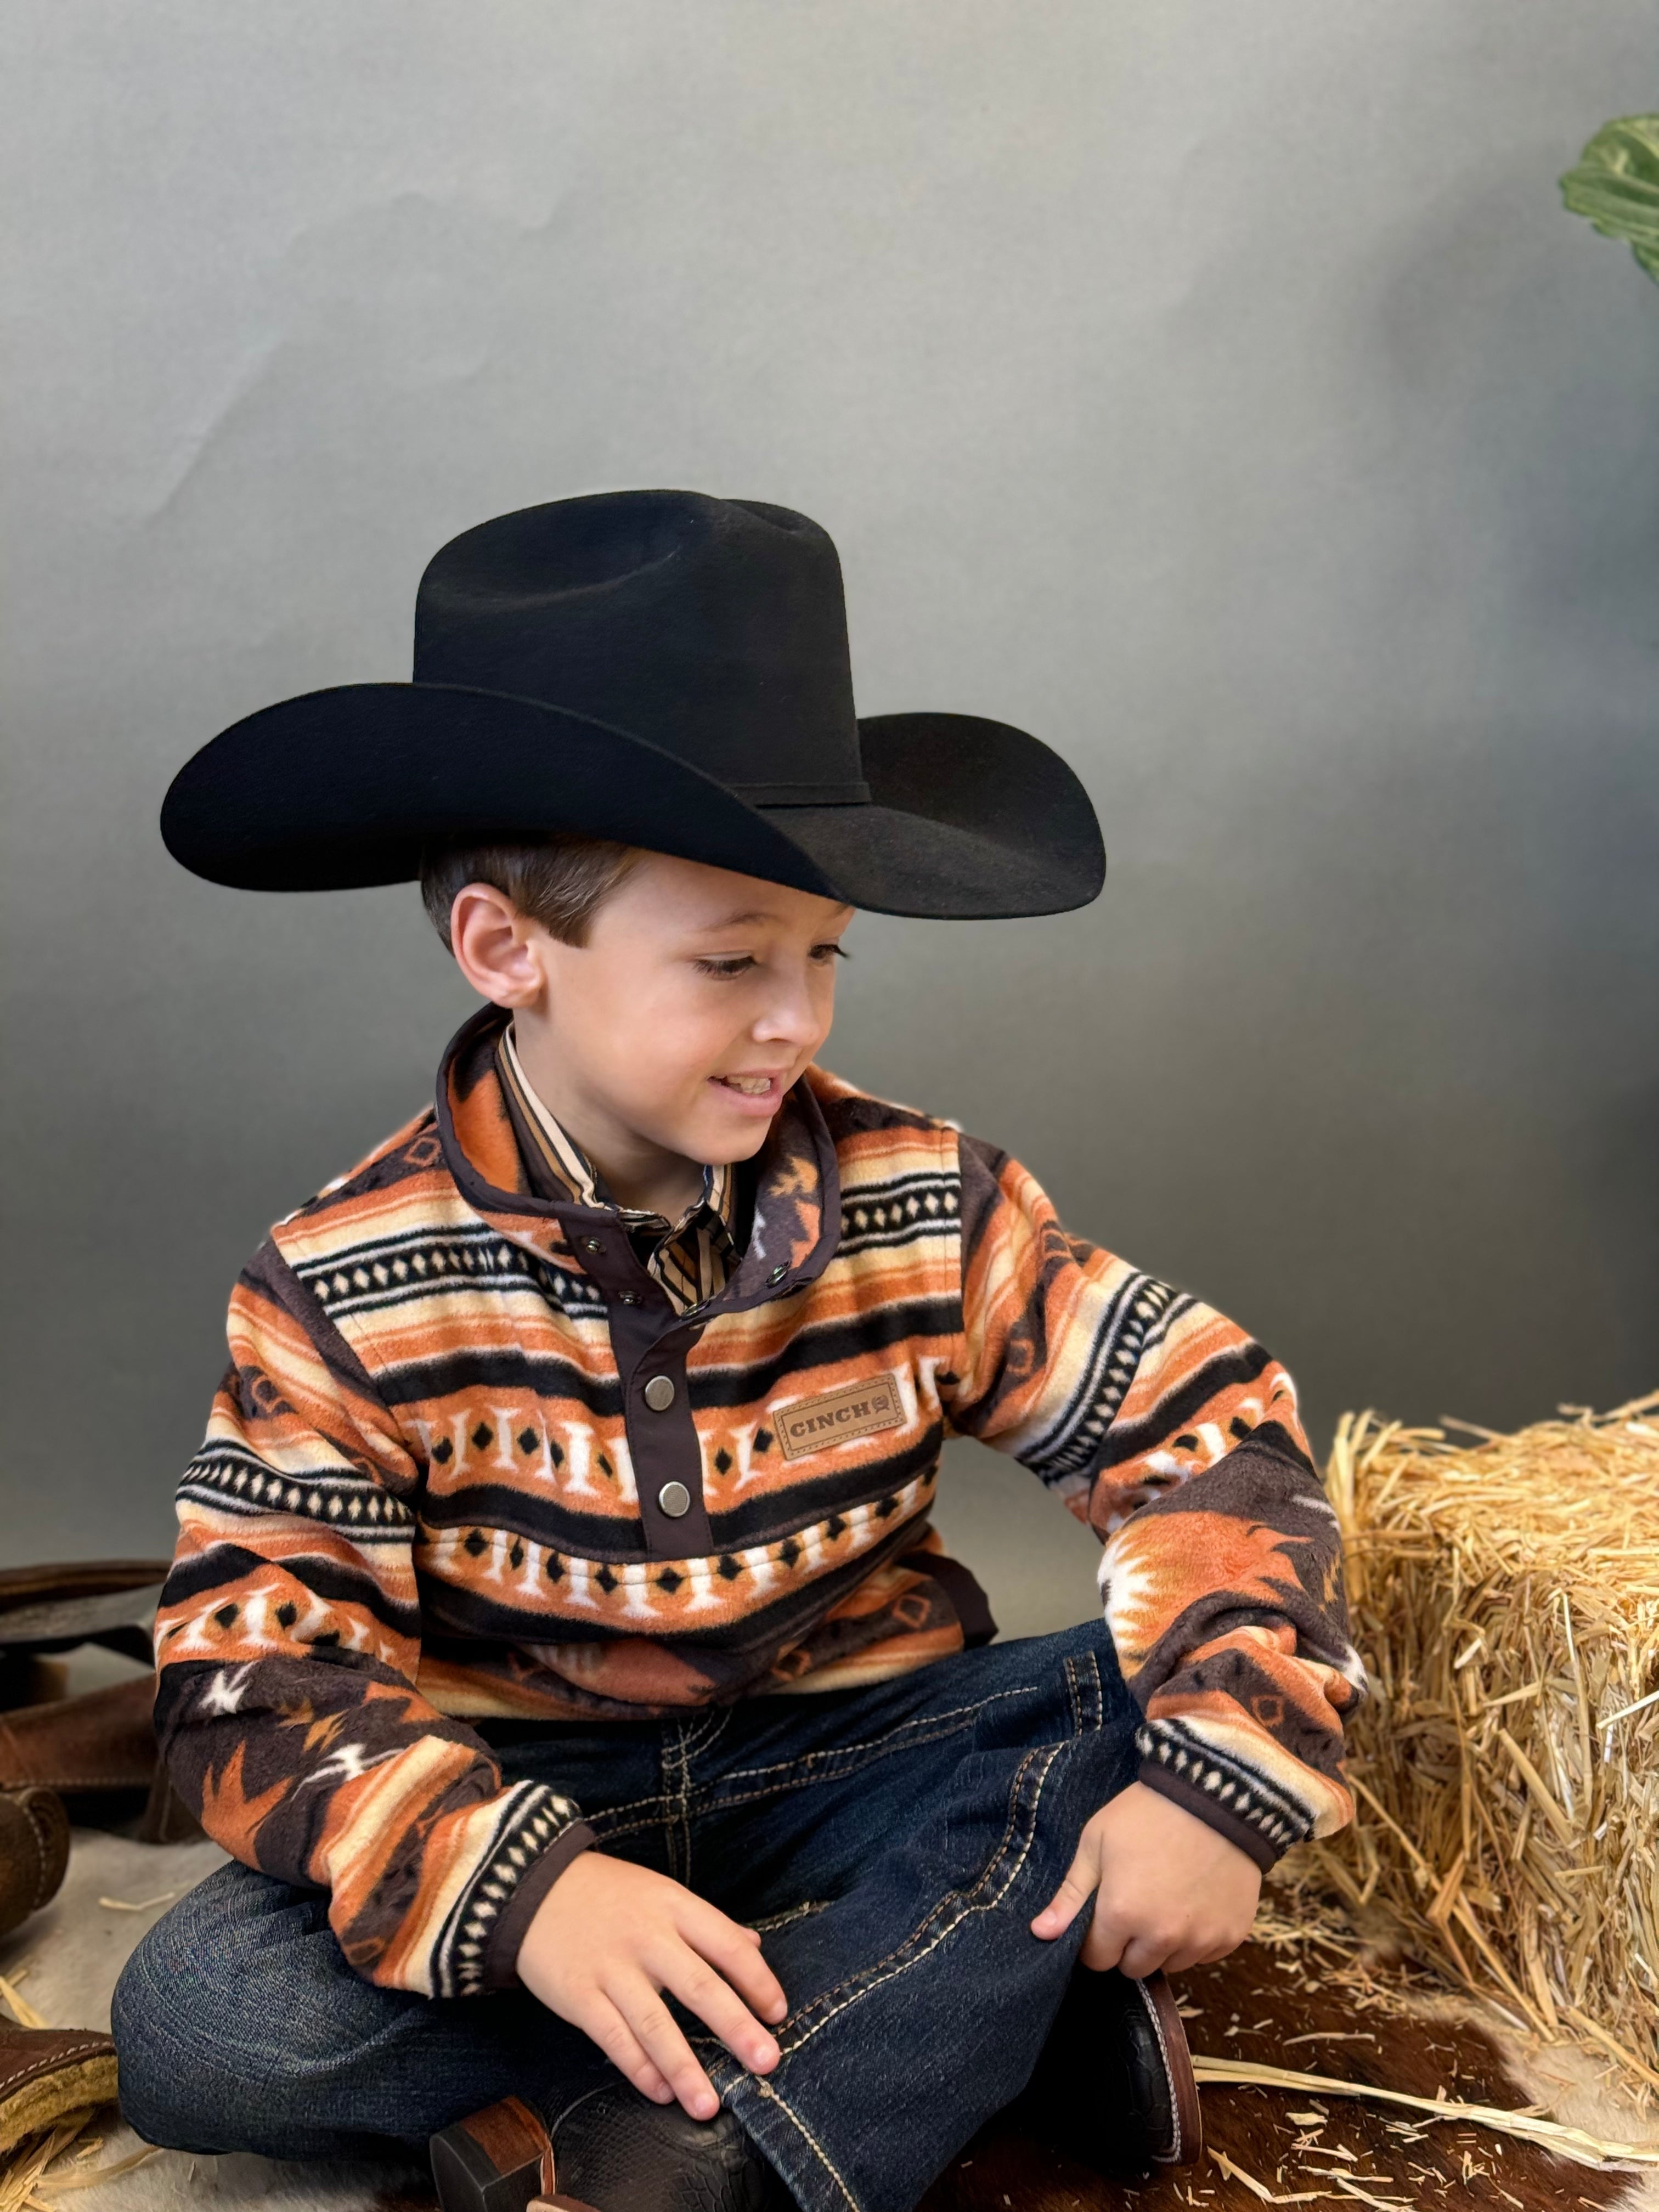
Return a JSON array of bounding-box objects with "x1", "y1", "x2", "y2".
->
[{"x1": 692, "y1": 946, "x2": 849, "y2": 978}]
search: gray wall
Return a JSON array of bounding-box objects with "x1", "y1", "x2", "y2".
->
[{"x1": 5, "y1": 1, "x2": 1657, "y2": 1583}]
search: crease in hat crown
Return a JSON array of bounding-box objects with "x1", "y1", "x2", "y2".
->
[{"x1": 413, "y1": 492, "x2": 871, "y2": 803}]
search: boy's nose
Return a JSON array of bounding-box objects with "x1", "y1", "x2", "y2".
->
[{"x1": 753, "y1": 983, "x2": 825, "y2": 1048}]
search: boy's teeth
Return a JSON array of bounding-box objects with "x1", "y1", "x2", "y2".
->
[{"x1": 720, "y1": 1075, "x2": 772, "y2": 1094}]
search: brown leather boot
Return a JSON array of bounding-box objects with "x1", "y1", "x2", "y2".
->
[
  {"x1": 1006, "y1": 1966, "x2": 1203, "y2": 2175},
  {"x1": 0, "y1": 2021, "x2": 119, "y2": 2159},
  {"x1": 429, "y1": 2095, "x2": 597, "y2": 2211},
  {"x1": 432, "y1": 2085, "x2": 796, "y2": 2212},
  {"x1": 0, "y1": 1786, "x2": 70, "y2": 1941}
]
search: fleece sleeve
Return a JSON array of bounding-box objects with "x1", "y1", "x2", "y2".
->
[
  {"x1": 940, "y1": 1133, "x2": 1368, "y2": 1871},
  {"x1": 153, "y1": 1242, "x2": 593, "y2": 1996}
]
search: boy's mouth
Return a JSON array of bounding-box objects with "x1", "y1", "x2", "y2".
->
[{"x1": 710, "y1": 1071, "x2": 785, "y2": 1099}]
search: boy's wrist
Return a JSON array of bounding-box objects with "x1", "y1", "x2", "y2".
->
[{"x1": 476, "y1": 1819, "x2": 598, "y2": 1991}]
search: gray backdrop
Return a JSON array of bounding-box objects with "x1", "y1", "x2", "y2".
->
[{"x1": 5, "y1": 2, "x2": 1657, "y2": 1607}]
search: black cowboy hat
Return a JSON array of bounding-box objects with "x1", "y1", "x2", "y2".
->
[{"x1": 160, "y1": 490, "x2": 1105, "y2": 919}]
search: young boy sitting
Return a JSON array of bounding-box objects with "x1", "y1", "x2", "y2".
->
[{"x1": 113, "y1": 491, "x2": 1365, "y2": 2212}]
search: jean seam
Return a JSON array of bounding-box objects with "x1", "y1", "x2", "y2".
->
[
  {"x1": 1064, "y1": 1649, "x2": 1104, "y2": 1734},
  {"x1": 586, "y1": 1806, "x2": 670, "y2": 1845},
  {"x1": 718, "y1": 1689, "x2": 1032, "y2": 1788},
  {"x1": 742, "y1": 2074, "x2": 861, "y2": 2211},
  {"x1": 584, "y1": 1790, "x2": 675, "y2": 1826},
  {"x1": 683, "y1": 1707, "x2": 732, "y2": 1759},
  {"x1": 747, "y1": 1897, "x2": 830, "y2": 1934},
  {"x1": 764, "y1": 1736, "x2": 1066, "y2": 2060},
  {"x1": 661, "y1": 1724, "x2": 693, "y2": 1882}
]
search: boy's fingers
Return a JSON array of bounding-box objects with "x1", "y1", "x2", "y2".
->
[
  {"x1": 1030, "y1": 1833, "x2": 1102, "y2": 1939},
  {"x1": 610, "y1": 1975, "x2": 720, "y2": 2121},
  {"x1": 1118, "y1": 1934, "x2": 1171, "y2": 1980},
  {"x1": 684, "y1": 1908, "x2": 789, "y2": 2025},
  {"x1": 1116, "y1": 1920, "x2": 1190, "y2": 1979},
  {"x1": 578, "y1": 1996, "x2": 674, "y2": 2105},
  {"x1": 1077, "y1": 1911, "x2": 1128, "y2": 1973},
  {"x1": 656, "y1": 1946, "x2": 781, "y2": 2076}
]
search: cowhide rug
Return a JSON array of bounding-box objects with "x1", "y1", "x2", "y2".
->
[{"x1": 4, "y1": 1831, "x2": 1656, "y2": 2211}]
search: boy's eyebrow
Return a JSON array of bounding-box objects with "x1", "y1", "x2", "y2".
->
[
  {"x1": 697, "y1": 908, "x2": 774, "y2": 929},
  {"x1": 692, "y1": 903, "x2": 855, "y2": 932}
]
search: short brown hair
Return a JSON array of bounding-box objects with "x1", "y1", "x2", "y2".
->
[{"x1": 419, "y1": 834, "x2": 642, "y2": 951}]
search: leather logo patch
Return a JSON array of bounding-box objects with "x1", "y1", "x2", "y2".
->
[{"x1": 774, "y1": 1372, "x2": 905, "y2": 1461}]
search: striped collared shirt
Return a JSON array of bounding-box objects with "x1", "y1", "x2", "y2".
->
[{"x1": 496, "y1": 1025, "x2": 740, "y2": 1314}]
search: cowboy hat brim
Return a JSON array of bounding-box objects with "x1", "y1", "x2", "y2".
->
[{"x1": 160, "y1": 685, "x2": 1105, "y2": 920}]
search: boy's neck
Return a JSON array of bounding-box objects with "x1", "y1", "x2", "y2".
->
[{"x1": 507, "y1": 1017, "x2": 708, "y2": 1223}]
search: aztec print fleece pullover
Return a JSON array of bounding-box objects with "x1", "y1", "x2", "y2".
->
[{"x1": 154, "y1": 1006, "x2": 1367, "y2": 1999}]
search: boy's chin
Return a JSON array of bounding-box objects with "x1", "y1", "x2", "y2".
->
[
  {"x1": 674, "y1": 1090, "x2": 784, "y2": 1163},
  {"x1": 684, "y1": 1118, "x2": 775, "y2": 1165}
]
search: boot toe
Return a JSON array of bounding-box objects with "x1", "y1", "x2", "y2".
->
[{"x1": 432, "y1": 2082, "x2": 794, "y2": 2212}]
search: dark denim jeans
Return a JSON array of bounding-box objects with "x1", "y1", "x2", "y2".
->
[{"x1": 114, "y1": 1620, "x2": 1140, "y2": 2212}]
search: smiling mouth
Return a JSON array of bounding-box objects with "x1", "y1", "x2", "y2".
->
[{"x1": 712, "y1": 1073, "x2": 781, "y2": 1095}]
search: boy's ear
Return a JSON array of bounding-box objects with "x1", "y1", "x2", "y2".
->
[{"x1": 449, "y1": 884, "x2": 548, "y2": 1008}]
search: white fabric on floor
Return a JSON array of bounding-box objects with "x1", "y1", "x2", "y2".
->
[{"x1": 1, "y1": 1827, "x2": 435, "y2": 2209}]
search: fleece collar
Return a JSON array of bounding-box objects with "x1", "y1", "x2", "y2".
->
[{"x1": 432, "y1": 1005, "x2": 842, "y2": 1315}]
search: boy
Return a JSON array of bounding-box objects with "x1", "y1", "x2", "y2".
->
[{"x1": 114, "y1": 492, "x2": 1365, "y2": 2212}]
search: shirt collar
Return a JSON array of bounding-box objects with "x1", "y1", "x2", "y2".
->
[{"x1": 498, "y1": 1022, "x2": 732, "y2": 1234}]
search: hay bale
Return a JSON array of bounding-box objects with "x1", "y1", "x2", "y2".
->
[{"x1": 1284, "y1": 1391, "x2": 1659, "y2": 2096}]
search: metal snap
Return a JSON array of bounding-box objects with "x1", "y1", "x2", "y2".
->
[
  {"x1": 582, "y1": 1237, "x2": 605, "y2": 1255},
  {"x1": 617, "y1": 1291, "x2": 640, "y2": 1306},
  {"x1": 657, "y1": 1480, "x2": 692, "y2": 1518},
  {"x1": 769, "y1": 1265, "x2": 788, "y2": 1285},
  {"x1": 643, "y1": 1375, "x2": 676, "y2": 1412}
]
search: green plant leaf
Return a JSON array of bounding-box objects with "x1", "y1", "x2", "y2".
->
[{"x1": 1560, "y1": 114, "x2": 1659, "y2": 283}]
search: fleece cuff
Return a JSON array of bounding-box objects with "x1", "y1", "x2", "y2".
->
[{"x1": 1134, "y1": 1719, "x2": 1313, "y2": 1874}]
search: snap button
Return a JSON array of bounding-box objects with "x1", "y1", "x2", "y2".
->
[
  {"x1": 617, "y1": 1291, "x2": 640, "y2": 1307},
  {"x1": 768, "y1": 1265, "x2": 788, "y2": 1285},
  {"x1": 582, "y1": 1237, "x2": 605, "y2": 1255},
  {"x1": 643, "y1": 1374, "x2": 676, "y2": 1412},
  {"x1": 657, "y1": 1480, "x2": 691, "y2": 1518}
]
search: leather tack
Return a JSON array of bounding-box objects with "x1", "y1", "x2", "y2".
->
[
  {"x1": 0, "y1": 1789, "x2": 70, "y2": 1941},
  {"x1": 657, "y1": 1482, "x2": 691, "y2": 1518},
  {"x1": 0, "y1": 1674, "x2": 161, "y2": 1795},
  {"x1": 642, "y1": 1375, "x2": 676, "y2": 1412}
]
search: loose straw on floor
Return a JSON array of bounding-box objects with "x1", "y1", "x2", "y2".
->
[{"x1": 1193, "y1": 2055, "x2": 1659, "y2": 2172}]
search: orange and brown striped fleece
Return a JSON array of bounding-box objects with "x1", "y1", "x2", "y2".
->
[{"x1": 154, "y1": 1005, "x2": 1367, "y2": 1997}]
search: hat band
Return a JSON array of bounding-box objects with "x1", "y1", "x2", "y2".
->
[{"x1": 730, "y1": 780, "x2": 871, "y2": 807}]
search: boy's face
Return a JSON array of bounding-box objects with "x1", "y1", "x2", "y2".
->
[{"x1": 454, "y1": 852, "x2": 854, "y2": 1169}]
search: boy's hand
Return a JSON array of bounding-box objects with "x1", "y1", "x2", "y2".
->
[
  {"x1": 1031, "y1": 1780, "x2": 1262, "y2": 1977},
  {"x1": 515, "y1": 1851, "x2": 786, "y2": 2120}
]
